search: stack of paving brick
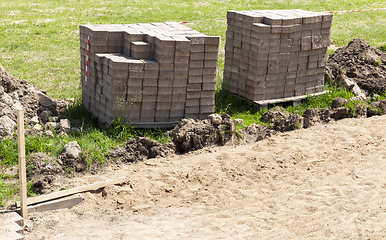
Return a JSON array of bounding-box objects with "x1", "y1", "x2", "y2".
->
[
  {"x1": 80, "y1": 23, "x2": 219, "y2": 126},
  {"x1": 222, "y1": 10, "x2": 332, "y2": 101}
]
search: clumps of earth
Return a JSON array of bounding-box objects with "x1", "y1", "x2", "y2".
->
[
  {"x1": 326, "y1": 38, "x2": 386, "y2": 98},
  {"x1": 108, "y1": 113, "x2": 272, "y2": 164},
  {"x1": 0, "y1": 63, "x2": 74, "y2": 138},
  {"x1": 4, "y1": 38, "x2": 386, "y2": 196}
]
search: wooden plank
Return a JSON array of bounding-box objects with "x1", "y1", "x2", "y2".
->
[
  {"x1": 16, "y1": 110, "x2": 28, "y2": 220},
  {"x1": 16, "y1": 177, "x2": 126, "y2": 207},
  {"x1": 27, "y1": 196, "x2": 84, "y2": 213},
  {"x1": 254, "y1": 91, "x2": 327, "y2": 105},
  {"x1": 226, "y1": 90, "x2": 327, "y2": 110}
]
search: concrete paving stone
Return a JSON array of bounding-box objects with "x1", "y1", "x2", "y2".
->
[
  {"x1": 159, "y1": 71, "x2": 174, "y2": 80},
  {"x1": 202, "y1": 67, "x2": 216, "y2": 75},
  {"x1": 108, "y1": 37, "x2": 123, "y2": 47},
  {"x1": 187, "y1": 83, "x2": 202, "y2": 91},
  {"x1": 131, "y1": 41, "x2": 151, "y2": 52},
  {"x1": 154, "y1": 35, "x2": 175, "y2": 48},
  {"x1": 127, "y1": 77, "x2": 143, "y2": 87},
  {"x1": 235, "y1": 19, "x2": 244, "y2": 28},
  {"x1": 242, "y1": 42, "x2": 251, "y2": 51},
  {"x1": 184, "y1": 113, "x2": 199, "y2": 119},
  {"x1": 89, "y1": 37, "x2": 108, "y2": 47},
  {"x1": 185, "y1": 106, "x2": 200, "y2": 114},
  {"x1": 172, "y1": 36, "x2": 191, "y2": 49},
  {"x1": 170, "y1": 109, "x2": 184, "y2": 117},
  {"x1": 187, "y1": 36, "x2": 205, "y2": 45},
  {"x1": 106, "y1": 83, "x2": 128, "y2": 94},
  {"x1": 188, "y1": 75, "x2": 203, "y2": 84},
  {"x1": 190, "y1": 52, "x2": 205, "y2": 61},
  {"x1": 172, "y1": 94, "x2": 186, "y2": 102},
  {"x1": 202, "y1": 74, "x2": 216, "y2": 83},
  {"x1": 108, "y1": 46, "x2": 123, "y2": 53},
  {"x1": 175, "y1": 48, "x2": 190, "y2": 57},
  {"x1": 301, "y1": 30, "x2": 312, "y2": 37},
  {"x1": 173, "y1": 71, "x2": 188, "y2": 79},
  {"x1": 171, "y1": 102, "x2": 185, "y2": 109},
  {"x1": 189, "y1": 60, "x2": 204, "y2": 68},
  {"x1": 200, "y1": 97, "x2": 215, "y2": 106},
  {"x1": 200, "y1": 105, "x2": 215, "y2": 113},
  {"x1": 204, "y1": 52, "x2": 218, "y2": 60},
  {"x1": 186, "y1": 98, "x2": 200, "y2": 107},
  {"x1": 154, "y1": 52, "x2": 174, "y2": 63},
  {"x1": 186, "y1": 90, "x2": 201, "y2": 99},
  {"x1": 172, "y1": 79, "x2": 187, "y2": 88},
  {"x1": 158, "y1": 79, "x2": 173, "y2": 88},
  {"x1": 311, "y1": 29, "x2": 321, "y2": 36},
  {"x1": 174, "y1": 64, "x2": 189, "y2": 72},
  {"x1": 159, "y1": 63, "x2": 174, "y2": 71},
  {"x1": 274, "y1": 78, "x2": 286, "y2": 87},
  {"x1": 175, "y1": 56, "x2": 190, "y2": 64},
  {"x1": 142, "y1": 94, "x2": 157, "y2": 103},
  {"x1": 156, "y1": 46, "x2": 175, "y2": 56},
  {"x1": 307, "y1": 61, "x2": 318, "y2": 69},
  {"x1": 129, "y1": 70, "x2": 144, "y2": 79},
  {"x1": 128, "y1": 59, "x2": 145, "y2": 70},
  {"x1": 172, "y1": 87, "x2": 187, "y2": 95},
  {"x1": 202, "y1": 82, "x2": 216, "y2": 91},
  {"x1": 157, "y1": 94, "x2": 172, "y2": 103},
  {"x1": 242, "y1": 34, "x2": 251, "y2": 43},
  {"x1": 143, "y1": 70, "x2": 159, "y2": 79},
  {"x1": 142, "y1": 86, "x2": 158, "y2": 95},
  {"x1": 205, "y1": 44, "x2": 219, "y2": 53},
  {"x1": 191, "y1": 44, "x2": 205, "y2": 53},
  {"x1": 156, "y1": 102, "x2": 171, "y2": 111}
]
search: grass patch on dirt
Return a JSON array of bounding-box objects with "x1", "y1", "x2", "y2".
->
[{"x1": 1, "y1": 0, "x2": 386, "y2": 207}]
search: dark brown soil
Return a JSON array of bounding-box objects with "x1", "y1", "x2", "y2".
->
[{"x1": 327, "y1": 38, "x2": 386, "y2": 94}]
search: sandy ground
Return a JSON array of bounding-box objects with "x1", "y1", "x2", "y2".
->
[{"x1": 23, "y1": 115, "x2": 386, "y2": 239}]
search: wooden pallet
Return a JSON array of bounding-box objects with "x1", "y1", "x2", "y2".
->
[{"x1": 229, "y1": 91, "x2": 327, "y2": 111}]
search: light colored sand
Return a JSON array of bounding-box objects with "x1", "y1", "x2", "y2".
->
[{"x1": 24, "y1": 115, "x2": 386, "y2": 239}]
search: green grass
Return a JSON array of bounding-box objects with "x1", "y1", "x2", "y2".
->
[
  {"x1": 1, "y1": 0, "x2": 386, "y2": 207},
  {"x1": 1, "y1": 0, "x2": 386, "y2": 98}
]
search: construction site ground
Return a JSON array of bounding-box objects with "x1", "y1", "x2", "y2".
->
[{"x1": 23, "y1": 115, "x2": 386, "y2": 239}]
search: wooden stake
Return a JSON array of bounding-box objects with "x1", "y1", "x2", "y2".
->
[{"x1": 17, "y1": 110, "x2": 27, "y2": 219}]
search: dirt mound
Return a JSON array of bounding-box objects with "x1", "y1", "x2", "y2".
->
[
  {"x1": 327, "y1": 39, "x2": 386, "y2": 94},
  {"x1": 0, "y1": 63, "x2": 67, "y2": 137}
]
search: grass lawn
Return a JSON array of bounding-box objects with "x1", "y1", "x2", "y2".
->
[{"x1": 0, "y1": 0, "x2": 386, "y2": 206}]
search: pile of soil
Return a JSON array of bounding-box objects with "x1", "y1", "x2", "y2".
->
[
  {"x1": 327, "y1": 38, "x2": 386, "y2": 94},
  {"x1": 0, "y1": 63, "x2": 67, "y2": 136},
  {"x1": 108, "y1": 113, "x2": 271, "y2": 164}
]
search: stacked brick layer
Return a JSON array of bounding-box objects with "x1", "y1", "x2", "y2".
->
[
  {"x1": 223, "y1": 10, "x2": 333, "y2": 101},
  {"x1": 80, "y1": 23, "x2": 220, "y2": 125}
]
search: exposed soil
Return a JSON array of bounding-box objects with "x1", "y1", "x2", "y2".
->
[
  {"x1": 0, "y1": 63, "x2": 67, "y2": 134},
  {"x1": 327, "y1": 38, "x2": 386, "y2": 94},
  {"x1": 4, "y1": 39, "x2": 386, "y2": 238},
  {"x1": 22, "y1": 115, "x2": 386, "y2": 239}
]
